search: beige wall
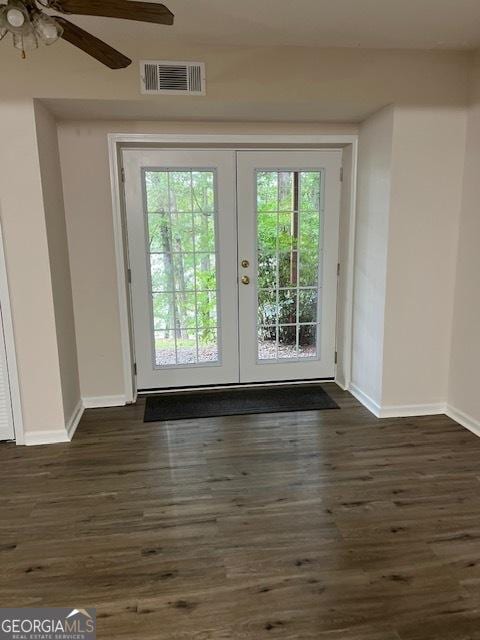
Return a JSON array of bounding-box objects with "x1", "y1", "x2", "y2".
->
[
  {"x1": 0, "y1": 39, "x2": 476, "y2": 428},
  {"x1": 34, "y1": 102, "x2": 81, "y2": 423},
  {"x1": 353, "y1": 104, "x2": 467, "y2": 411},
  {"x1": 57, "y1": 121, "x2": 356, "y2": 399},
  {"x1": 0, "y1": 44, "x2": 469, "y2": 122},
  {"x1": 0, "y1": 100, "x2": 65, "y2": 433},
  {"x1": 58, "y1": 106, "x2": 469, "y2": 409},
  {"x1": 57, "y1": 122, "x2": 124, "y2": 399},
  {"x1": 383, "y1": 106, "x2": 466, "y2": 407},
  {"x1": 448, "y1": 55, "x2": 480, "y2": 426},
  {"x1": 352, "y1": 104, "x2": 467, "y2": 410},
  {"x1": 351, "y1": 106, "x2": 394, "y2": 405}
]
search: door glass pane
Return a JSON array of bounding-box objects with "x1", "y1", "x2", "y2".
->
[
  {"x1": 257, "y1": 172, "x2": 278, "y2": 212},
  {"x1": 150, "y1": 254, "x2": 173, "y2": 292},
  {"x1": 278, "y1": 326, "x2": 299, "y2": 359},
  {"x1": 258, "y1": 326, "x2": 277, "y2": 360},
  {"x1": 172, "y1": 253, "x2": 195, "y2": 291},
  {"x1": 258, "y1": 253, "x2": 278, "y2": 289},
  {"x1": 258, "y1": 289, "x2": 277, "y2": 325},
  {"x1": 171, "y1": 214, "x2": 194, "y2": 252},
  {"x1": 299, "y1": 208, "x2": 320, "y2": 287},
  {"x1": 256, "y1": 170, "x2": 323, "y2": 362},
  {"x1": 144, "y1": 169, "x2": 219, "y2": 367},
  {"x1": 257, "y1": 213, "x2": 277, "y2": 253},
  {"x1": 154, "y1": 331, "x2": 176, "y2": 366},
  {"x1": 299, "y1": 288, "x2": 317, "y2": 323},
  {"x1": 194, "y1": 213, "x2": 216, "y2": 252},
  {"x1": 278, "y1": 289, "x2": 297, "y2": 324},
  {"x1": 299, "y1": 325, "x2": 317, "y2": 358},
  {"x1": 192, "y1": 171, "x2": 215, "y2": 213}
]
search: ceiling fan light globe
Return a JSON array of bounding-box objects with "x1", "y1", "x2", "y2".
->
[
  {"x1": 13, "y1": 28, "x2": 38, "y2": 51},
  {"x1": 6, "y1": 8, "x2": 25, "y2": 28},
  {"x1": 2, "y1": 1, "x2": 31, "y2": 35},
  {"x1": 32, "y1": 13, "x2": 63, "y2": 45}
]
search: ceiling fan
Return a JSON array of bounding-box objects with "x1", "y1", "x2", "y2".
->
[{"x1": 0, "y1": 0, "x2": 174, "y2": 68}]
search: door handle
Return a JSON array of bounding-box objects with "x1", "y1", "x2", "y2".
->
[{"x1": 241, "y1": 275, "x2": 250, "y2": 285}]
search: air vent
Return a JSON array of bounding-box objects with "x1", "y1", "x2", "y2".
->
[{"x1": 140, "y1": 61, "x2": 206, "y2": 95}]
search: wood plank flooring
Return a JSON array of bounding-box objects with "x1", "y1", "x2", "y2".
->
[{"x1": 1, "y1": 384, "x2": 480, "y2": 639}]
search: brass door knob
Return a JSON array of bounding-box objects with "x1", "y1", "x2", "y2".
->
[
  {"x1": 241, "y1": 275, "x2": 250, "y2": 285},
  {"x1": 241, "y1": 259, "x2": 250, "y2": 268}
]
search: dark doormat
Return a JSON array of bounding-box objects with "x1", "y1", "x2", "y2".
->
[{"x1": 144, "y1": 383, "x2": 339, "y2": 422}]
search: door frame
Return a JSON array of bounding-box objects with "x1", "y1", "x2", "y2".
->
[{"x1": 108, "y1": 134, "x2": 358, "y2": 403}]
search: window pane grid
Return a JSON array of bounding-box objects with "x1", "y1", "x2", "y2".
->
[
  {"x1": 256, "y1": 170, "x2": 322, "y2": 362},
  {"x1": 149, "y1": 251, "x2": 216, "y2": 255},
  {"x1": 257, "y1": 323, "x2": 319, "y2": 328},
  {"x1": 148, "y1": 209, "x2": 216, "y2": 214},
  {"x1": 151, "y1": 288, "x2": 217, "y2": 294},
  {"x1": 144, "y1": 169, "x2": 219, "y2": 367}
]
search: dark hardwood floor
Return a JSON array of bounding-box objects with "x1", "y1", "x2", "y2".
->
[{"x1": 1, "y1": 384, "x2": 480, "y2": 639}]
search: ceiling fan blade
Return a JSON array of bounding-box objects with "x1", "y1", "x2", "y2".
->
[
  {"x1": 51, "y1": 0, "x2": 174, "y2": 25},
  {"x1": 56, "y1": 17, "x2": 131, "y2": 68}
]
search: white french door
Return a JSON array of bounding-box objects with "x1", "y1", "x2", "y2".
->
[
  {"x1": 123, "y1": 149, "x2": 239, "y2": 389},
  {"x1": 122, "y1": 148, "x2": 341, "y2": 390},
  {"x1": 237, "y1": 151, "x2": 341, "y2": 382}
]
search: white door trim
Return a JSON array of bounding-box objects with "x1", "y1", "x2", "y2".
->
[
  {"x1": 108, "y1": 133, "x2": 358, "y2": 399},
  {"x1": 341, "y1": 140, "x2": 358, "y2": 391},
  {"x1": 0, "y1": 222, "x2": 24, "y2": 444}
]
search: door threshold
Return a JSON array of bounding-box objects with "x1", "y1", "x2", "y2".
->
[{"x1": 138, "y1": 378, "x2": 335, "y2": 395}]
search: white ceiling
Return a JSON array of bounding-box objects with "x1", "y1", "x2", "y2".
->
[{"x1": 69, "y1": 0, "x2": 480, "y2": 50}]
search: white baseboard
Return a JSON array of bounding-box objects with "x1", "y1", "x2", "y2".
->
[
  {"x1": 24, "y1": 428, "x2": 70, "y2": 446},
  {"x1": 349, "y1": 383, "x2": 447, "y2": 419},
  {"x1": 378, "y1": 403, "x2": 447, "y2": 418},
  {"x1": 66, "y1": 399, "x2": 84, "y2": 440},
  {"x1": 24, "y1": 399, "x2": 85, "y2": 446},
  {"x1": 349, "y1": 383, "x2": 382, "y2": 417},
  {"x1": 22, "y1": 396, "x2": 127, "y2": 446},
  {"x1": 82, "y1": 395, "x2": 126, "y2": 409},
  {"x1": 446, "y1": 405, "x2": 480, "y2": 438}
]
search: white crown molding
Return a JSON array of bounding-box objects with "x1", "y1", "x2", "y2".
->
[
  {"x1": 447, "y1": 405, "x2": 480, "y2": 438},
  {"x1": 82, "y1": 395, "x2": 126, "y2": 409}
]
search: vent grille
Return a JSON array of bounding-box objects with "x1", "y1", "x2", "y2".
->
[{"x1": 140, "y1": 61, "x2": 206, "y2": 95}]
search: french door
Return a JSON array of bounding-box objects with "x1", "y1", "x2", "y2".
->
[
  {"x1": 237, "y1": 151, "x2": 341, "y2": 382},
  {"x1": 123, "y1": 149, "x2": 239, "y2": 389},
  {"x1": 122, "y1": 148, "x2": 341, "y2": 390}
]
